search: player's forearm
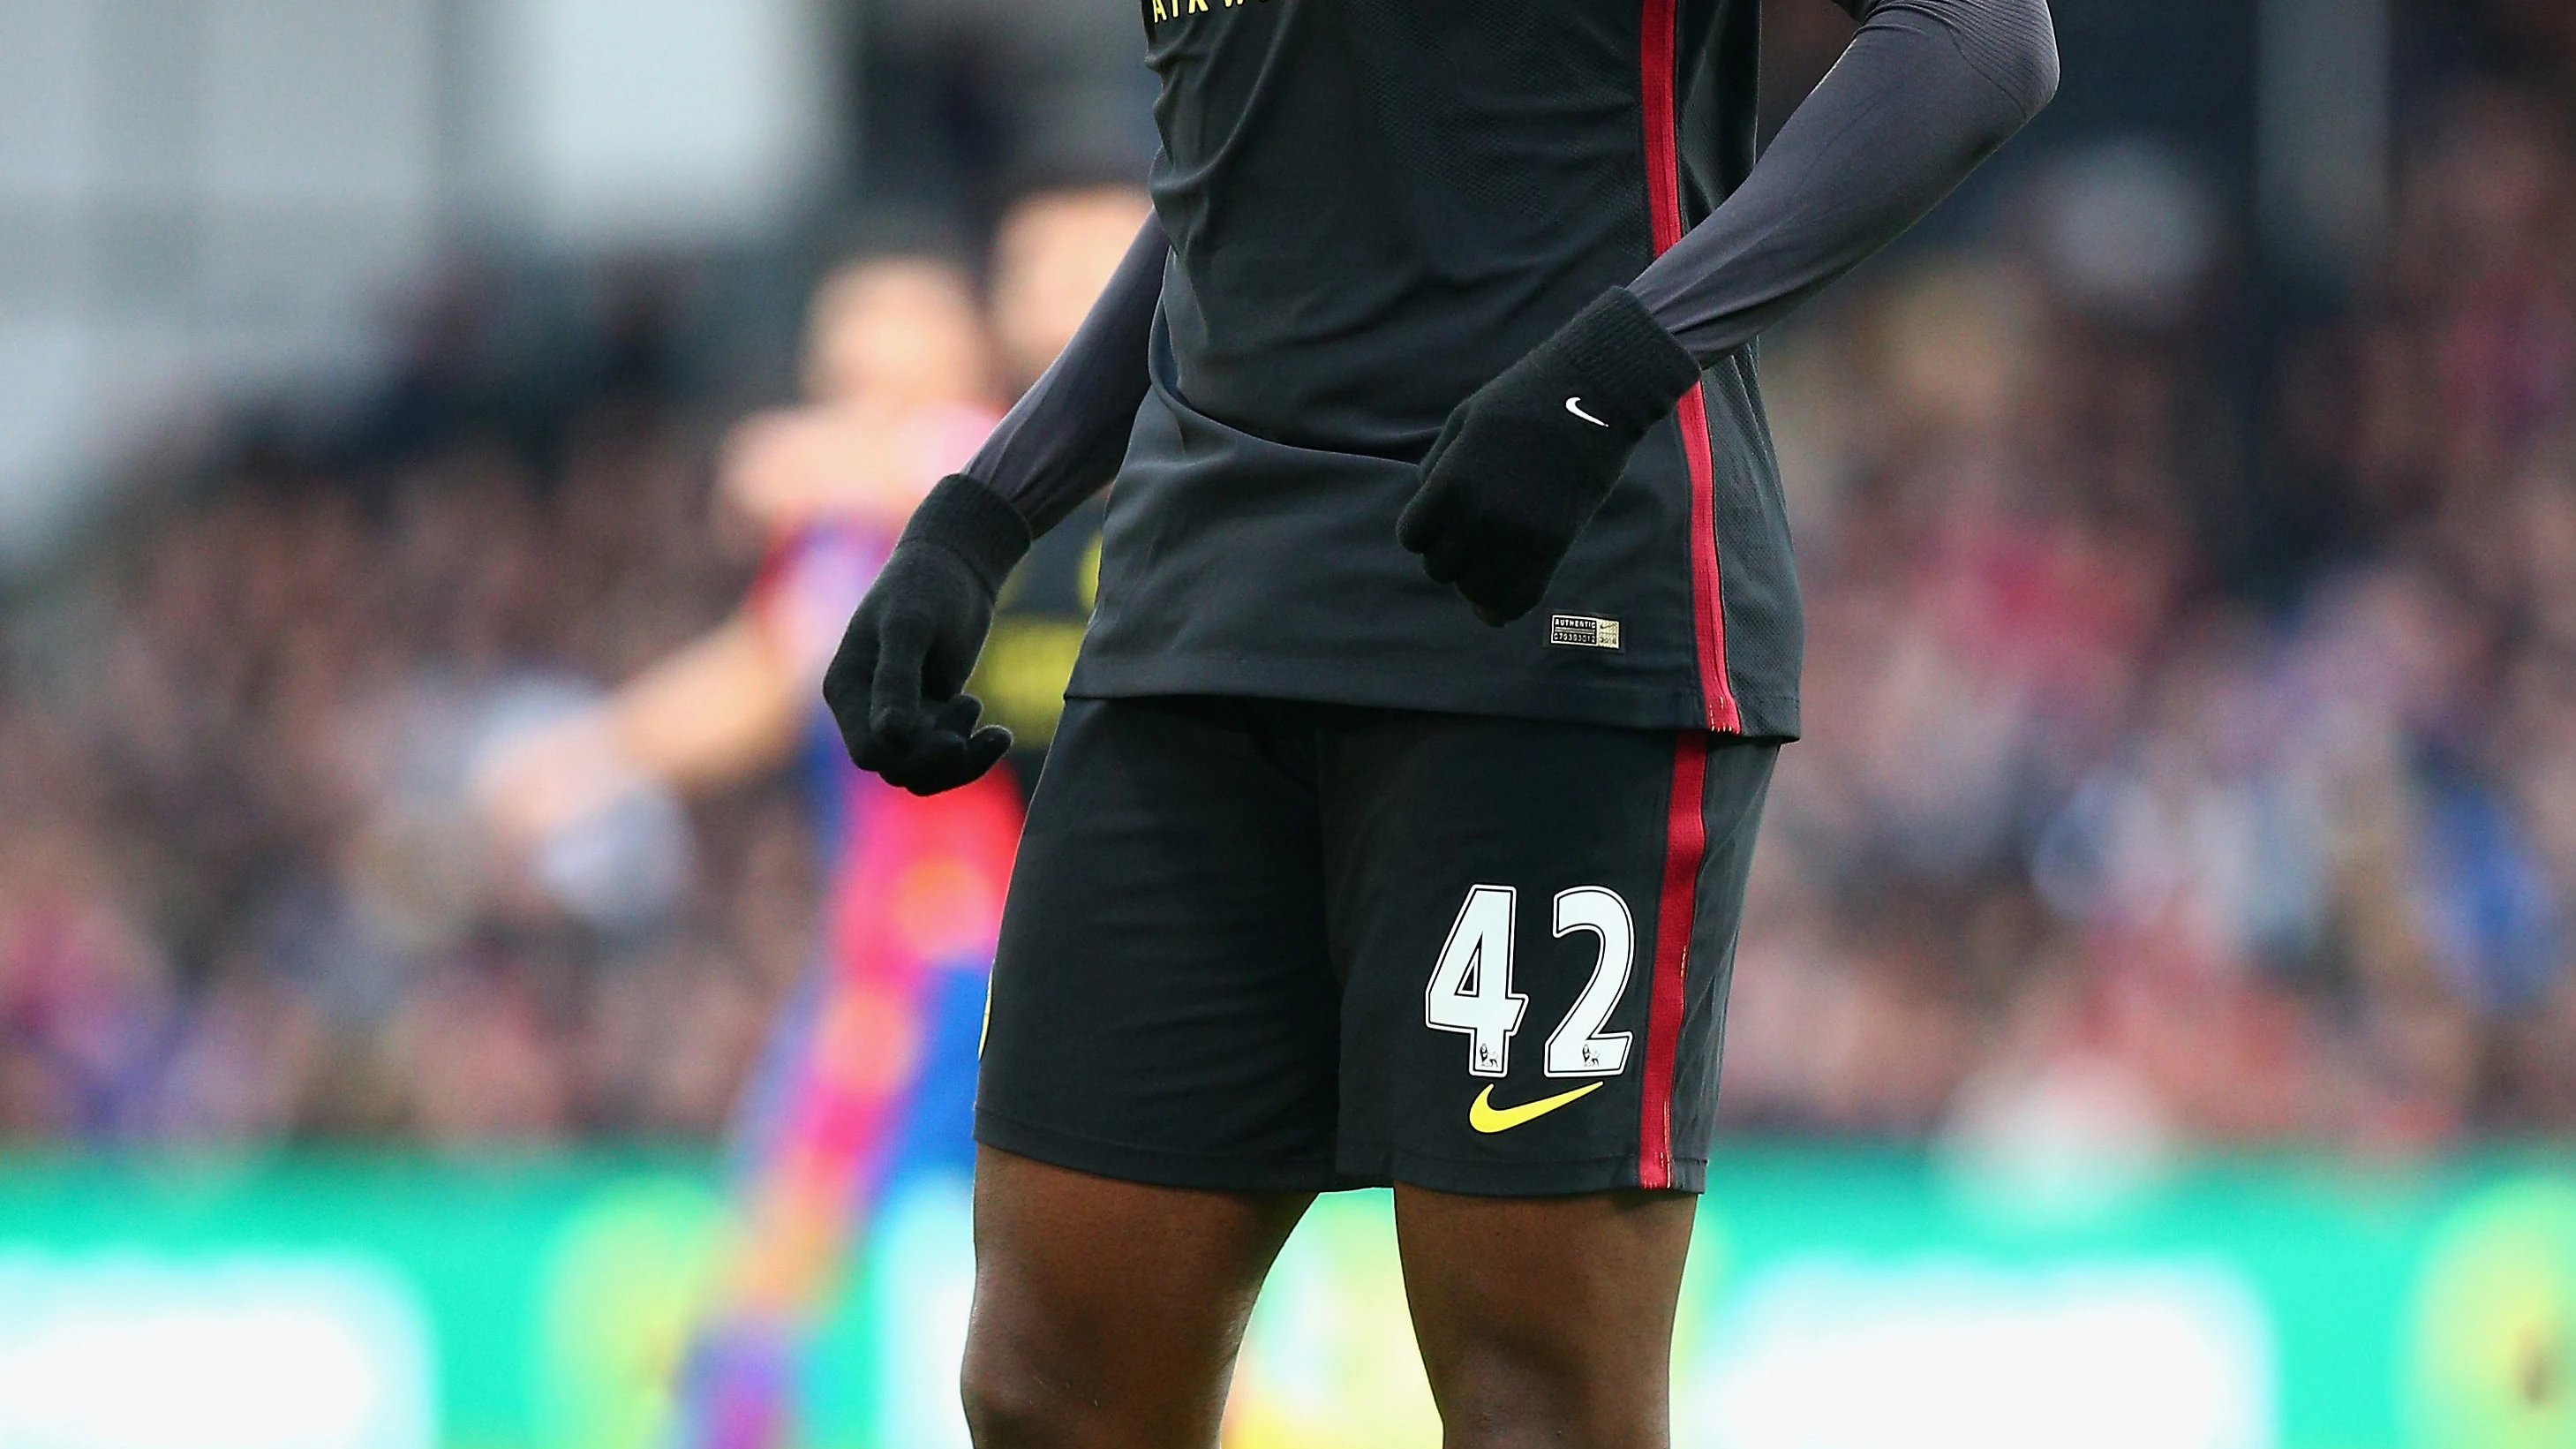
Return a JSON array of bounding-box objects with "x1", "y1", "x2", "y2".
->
[
  {"x1": 1626, "y1": 0, "x2": 2058, "y2": 363},
  {"x1": 606, "y1": 615, "x2": 804, "y2": 790},
  {"x1": 961, "y1": 215, "x2": 1169, "y2": 536}
]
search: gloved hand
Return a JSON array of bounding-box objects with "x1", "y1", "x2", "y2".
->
[
  {"x1": 1397, "y1": 287, "x2": 1703, "y2": 625},
  {"x1": 822, "y1": 473, "x2": 1031, "y2": 795}
]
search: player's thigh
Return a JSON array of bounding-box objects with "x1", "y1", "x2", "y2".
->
[
  {"x1": 1393, "y1": 1183, "x2": 1697, "y2": 1448},
  {"x1": 979, "y1": 696, "x2": 1344, "y2": 1191},
  {"x1": 1324, "y1": 713, "x2": 1777, "y2": 1194},
  {"x1": 964, "y1": 1146, "x2": 1310, "y2": 1449}
]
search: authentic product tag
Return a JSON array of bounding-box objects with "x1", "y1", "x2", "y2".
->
[{"x1": 1548, "y1": 615, "x2": 1623, "y2": 650}]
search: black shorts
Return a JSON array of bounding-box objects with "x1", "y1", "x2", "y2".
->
[{"x1": 975, "y1": 696, "x2": 1777, "y2": 1196}]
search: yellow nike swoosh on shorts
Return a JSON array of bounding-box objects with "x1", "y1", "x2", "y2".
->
[{"x1": 1468, "y1": 1082, "x2": 1604, "y2": 1134}]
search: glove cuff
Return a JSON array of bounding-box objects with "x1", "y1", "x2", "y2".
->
[
  {"x1": 1548, "y1": 287, "x2": 1705, "y2": 432},
  {"x1": 903, "y1": 473, "x2": 1034, "y2": 592}
]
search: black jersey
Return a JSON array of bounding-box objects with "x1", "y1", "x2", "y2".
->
[{"x1": 1066, "y1": 0, "x2": 1802, "y2": 738}]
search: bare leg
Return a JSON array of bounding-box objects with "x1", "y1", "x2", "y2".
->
[
  {"x1": 1395, "y1": 1186, "x2": 1699, "y2": 1449},
  {"x1": 961, "y1": 1146, "x2": 1313, "y2": 1449}
]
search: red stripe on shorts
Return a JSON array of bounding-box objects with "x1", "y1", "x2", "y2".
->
[
  {"x1": 1638, "y1": 733, "x2": 1710, "y2": 1189},
  {"x1": 1639, "y1": 0, "x2": 1741, "y2": 733}
]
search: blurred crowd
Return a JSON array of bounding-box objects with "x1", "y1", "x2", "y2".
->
[
  {"x1": 0, "y1": 185, "x2": 1146, "y2": 1144},
  {"x1": 1726, "y1": 79, "x2": 2576, "y2": 1156},
  {"x1": 6, "y1": 15, "x2": 2576, "y2": 1158}
]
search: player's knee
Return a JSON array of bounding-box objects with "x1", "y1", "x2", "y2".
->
[
  {"x1": 959, "y1": 1342, "x2": 1093, "y2": 1449},
  {"x1": 960, "y1": 1374, "x2": 1042, "y2": 1448},
  {"x1": 960, "y1": 1355, "x2": 1046, "y2": 1449},
  {"x1": 1430, "y1": 1348, "x2": 1663, "y2": 1449},
  {"x1": 1440, "y1": 1400, "x2": 1661, "y2": 1449}
]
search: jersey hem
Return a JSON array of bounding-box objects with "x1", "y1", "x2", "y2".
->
[{"x1": 1067, "y1": 653, "x2": 1801, "y2": 740}]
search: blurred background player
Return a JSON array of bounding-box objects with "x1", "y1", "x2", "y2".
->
[
  {"x1": 473, "y1": 182, "x2": 1149, "y2": 1449},
  {"x1": 476, "y1": 249, "x2": 1013, "y2": 1449}
]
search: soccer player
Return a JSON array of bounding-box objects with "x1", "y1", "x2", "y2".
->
[
  {"x1": 825, "y1": 1, "x2": 2059, "y2": 1442},
  {"x1": 476, "y1": 254, "x2": 1010, "y2": 1449}
]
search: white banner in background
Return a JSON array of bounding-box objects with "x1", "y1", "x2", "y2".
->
[
  {"x1": 0, "y1": 1253, "x2": 435, "y2": 1449},
  {"x1": 1680, "y1": 1257, "x2": 2277, "y2": 1449}
]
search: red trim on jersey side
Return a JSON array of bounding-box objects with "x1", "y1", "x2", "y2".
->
[
  {"x1": 1639, "y1": 0, "x2": 1684, "y2": 247},
  {"x1": 1638, "y1": 0, "x2": 1742, "y2": 733},
  {"x1": 1676, "y1": 390, "x2": 1737, "y2": 730},
  {"x1": 1638, "y1": 733, "x2": 1710, "y2": 1189}
]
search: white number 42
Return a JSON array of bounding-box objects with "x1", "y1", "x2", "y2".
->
[{"x1": 1423, "y1": 884, "x2": 1635, "y2": 1080}]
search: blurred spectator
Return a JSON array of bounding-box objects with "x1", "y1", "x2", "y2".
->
[{"x1": 1721, "y1": 60, "x2": 2576, "y2": 1158}]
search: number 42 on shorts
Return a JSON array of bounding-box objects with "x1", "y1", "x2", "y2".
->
[{"x1": 1423, "y1": 883, "x2": 1634, "y2": 1080}]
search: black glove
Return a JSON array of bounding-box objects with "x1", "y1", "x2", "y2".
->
[
  {"x1": 822, "y1": 473, "x2": 1032, "y2": 795},
  {"x1": 1397, "y1": 287, "x2": 1703, "y2": 625}
]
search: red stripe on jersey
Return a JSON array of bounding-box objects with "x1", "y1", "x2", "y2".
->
[
  {"x1": 1639, "y1": 0, "x2": 1685, "y2": 250},
  {"x1": 1638, "y1": 732, "x2": 1710, "y2": 1189},
  {"x1": 1639, "y1": 0, "x2": 1742, "y2": 733},
  {"x1": 1676, "y1": 389, "x2": 1738, "y2": 731}
]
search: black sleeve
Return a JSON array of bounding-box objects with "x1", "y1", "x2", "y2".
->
[
  {"x1": 1626, "y1": 0, "x2": 2058, "y2": 363},
  {"x1": 960, "y1": 215, "x2": 1169, "y2": 536}
]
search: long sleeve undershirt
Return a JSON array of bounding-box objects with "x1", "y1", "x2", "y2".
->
[
  {"x1": 1627, "y1": 0, "x2": 2059, "y2": 362},
  {"x1": 961, "y1": 215, "x2": 1169, "y2": 536},
  {"x1": 964, "y1": 0, "x2": 2058, "y2": 534}
]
